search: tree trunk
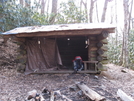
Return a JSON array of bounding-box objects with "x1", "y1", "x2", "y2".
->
[
  {"x1": 95, "y1": 1, "x2": 99, "y2": 22},
  {"x1": 20, "y1": 0, "x2": 24, "y2": 6},
  {"x1": 49, "y1": 0, "x2": 58, "y2": 24},
  {"x1": 121, "y1": 0, "x2": 133, "y2": 68},
  {"x1": 25, "y1": 0, "x2": 31, "y2": 7},
  {"x1": 81, "y1": 0, "x2": 88, "y2": 22},
  {"x1": 101, "y1": 0, "x2": 109, "y2": 22},
  {"x1": 41, "y1": 0, "x2": 46, "y2": 14},
  {"x1": 89, "y1": 0, "x2": 96, "y2": 23}
]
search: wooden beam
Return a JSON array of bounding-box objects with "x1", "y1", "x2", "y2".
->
[
  {"x1": 31, "y1": 70, "x2": 99, "y2": 74},
  {"x1": 15, "y1": 28, "x2": 115, "y2": 37}
]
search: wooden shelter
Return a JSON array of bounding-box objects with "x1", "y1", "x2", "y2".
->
[{"x1": 2, "y1": 23, "x2": 115, "y2": 74}]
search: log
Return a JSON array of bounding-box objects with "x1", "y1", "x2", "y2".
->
[
  {"x1": 97, "y1": 56, "x2": 103, "y2": 61},
  {"x1": 97, "y1": 49, "x2": 104, "y2": 55},
  {"x1": 97, "y1": 62, "x2": 103, "y2": 70},
  {"x1": 90, "y1": 47, "x2": 97, "y2": 51},
  {"x1": 90, "y1": 54, "x2": 97, "y2": 58},
  {"x1": 90, "y1": 40, "x2": 98, "y2": 44},
  {"x1": 97, "y1": 42, "x2": 103, "y2": 48},
  {"x1": 76, "y1": 82, "x2": 105, "y2": 101},
  {"x1": 50, "y1": 91, "x2": 54, "y2": 101},
  {"x1": 117, "y1": 89, "x2": 134, "y2": 101},
  {"x1": 101, "y1": 53, "x2": 107, "y2": 58},
  {"x1": 90, "y1": 57, "x2": 97, "y2": 61},
  {"x1": 90, "y1": 36, "x2": 97, "y2": 40},
  {"x1": 101, "y1": 60, "x2": 109, "y2": 64},
  {"x1": 100, "y1": 46, "x2": 108, "y2": 51},
  {"x1": 98, "y1": 31, "x2": 109, "y2": 40},
  {"x1": 100, "y1": 39, "x2": 108, "y2": 44},
  {"x1": 35, "y1": 94, "x2": 45, "y2": 101},
  {"x1": 101, "y1": 31, "x2": 109, "y2": 38},
  {"x1": 102, "y1": 57, "x2": 108, "y2": 60},
  {"x1": 39, "y1": 94, "x2": 46, "y2": 101},
  {"x1": 90, "y1": 43, "x2": 97, "y2": 47}
]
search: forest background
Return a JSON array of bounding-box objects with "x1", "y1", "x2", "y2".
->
[{"x1": 0, "y1": 0, "x2": 134, "y2": 69}]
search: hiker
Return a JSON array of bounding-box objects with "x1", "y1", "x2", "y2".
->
[{"x1": 73, "y1": 56, "x2": 83, "y2": 72}]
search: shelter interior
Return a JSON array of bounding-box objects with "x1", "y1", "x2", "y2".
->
[{"x1": 57, "y1": 36, "x2": 88, "y2": 69}]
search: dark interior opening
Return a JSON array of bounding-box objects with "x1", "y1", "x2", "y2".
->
[{"x1": 57, "y1": 36, "x2": 88, "y2": 69}]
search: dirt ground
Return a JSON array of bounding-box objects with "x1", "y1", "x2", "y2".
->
[
  {"x1": 0, "y1": 36, "x2": 134, "y2": 101},
  {"x1": 0, "y1": 64, "x2": 134, "y2": 101}
]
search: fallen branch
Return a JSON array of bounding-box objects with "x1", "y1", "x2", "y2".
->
[
  {"x1": 76, "y1": 82, "x2": 105, "y2": 101},
  {"x1": 117, "y1": 89, "x2": 134, "y2": 101},
  {"x1": 50, "y1": 91, "x2": 54, "y2": 101}
]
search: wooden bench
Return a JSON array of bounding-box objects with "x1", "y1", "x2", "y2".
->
[{"x1": 83, "y1": 61, "x2": 98, "y2": 72}]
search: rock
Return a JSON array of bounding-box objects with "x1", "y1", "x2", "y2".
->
[
  {"x1": 27, "y1": 90, "x2": 37, "y2": 100},
  {"x1": 94, "y1": 75, "x2": 99, "y2": 79}
]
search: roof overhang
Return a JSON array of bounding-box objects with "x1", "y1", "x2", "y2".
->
[{"x1": 1, "y1": 23, "x2": 116, "y2": 37}]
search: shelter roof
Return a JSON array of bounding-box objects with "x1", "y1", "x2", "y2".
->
[{"x1": 2, "y1": 23, "x2": 115, "y2": 37}]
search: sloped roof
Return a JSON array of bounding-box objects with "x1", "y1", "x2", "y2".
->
[{"x1": 2, "y1": 23, "x2": 115, "y2": 37}]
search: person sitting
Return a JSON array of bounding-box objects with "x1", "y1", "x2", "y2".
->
[{"x1": 73, "y1": 56, "x2": 83, "y2": 73}]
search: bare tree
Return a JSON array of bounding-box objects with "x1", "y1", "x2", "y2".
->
[
  {"x1": 20, "y1": 0, "x2": 24, "y2": 6},
  {"x1": 49, "y1": 0, "x2": 58, "y2": 24},
  {"x1": 41, "y1": 0, "x2": 47, "y2": 14},
  {"x1": 25, "y1": 0, "x2": 31, "y2": 7},
  {"x1": 120, "y1": 0, "x2": 133, "y2": 68},
  {"x1": 95, "y1": 1, "x2": 99, "y2": 22},
  {"x1": 80, "y1": 0, "x2": 88, "y2": 22},
  {"x1": 101, "y1": 0, "x2": 109, "y2": 22},
  {"x1": 89, "y1": 0, "x2": 96, "y2": 23}
]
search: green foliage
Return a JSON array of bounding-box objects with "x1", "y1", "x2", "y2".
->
[
  {"x1": 0, "y1": 0, "x2": 88, "y2": 32},
  {"x1": 55, "y1": 0, "x2": 87, "y2": 24},
  {"x1": 0, "y1": 0, "x2": 42, "y2": 32},
  {"x1": 107, "y1": 35, "x2": 122, "y2": 64},
  {"x1": 108, "y1": 30, "x2": 134, "y2": 69},
  {"x1": 128, "y1": 30, "x2": 134, "y2": 69},
  {"x1": 0, "y1": 1, "x2": 39, "y2": 32}
]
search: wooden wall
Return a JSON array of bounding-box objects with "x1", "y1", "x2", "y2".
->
[{"x1": 88, "y1": 31, "x2": 109, "y2": 71}]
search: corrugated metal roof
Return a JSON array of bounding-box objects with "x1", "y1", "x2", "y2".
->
[{"x1": 2, "y1": 23, "x2": 115, "y2": 35}]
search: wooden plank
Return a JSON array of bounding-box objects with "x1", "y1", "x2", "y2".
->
[
  {"x1": 83, "y1": 61, "x2": 98, "y2": 63},
  {"x1": 31, "y1": 70, "x2": 98, "y2": 74}
]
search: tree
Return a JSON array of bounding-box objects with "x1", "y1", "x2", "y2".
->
[
  {"x1": 80, "y1": 0, "x2": 88, "y2": 22},
  {"x1": 25, "y1": 0, "x2": 31, "y2": 7},
  {"x1": 101, "y1": 0, "x2": 112, "y2": 22},
  {"x1": 19, "y1": 0, "x2": 24, "y2": 6},
  {"x1": 120, "y1": 0, "x2": 133, "y2": 68},
  {"x1": 49, "y1": 0, "x2": 58, "y2": 24},
  {"x1": 89, "y1": 0, "x2": 96, "y2": 23},
  {"x1": 41, "y1": 0, "x2": 46, "y2": 14}
]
